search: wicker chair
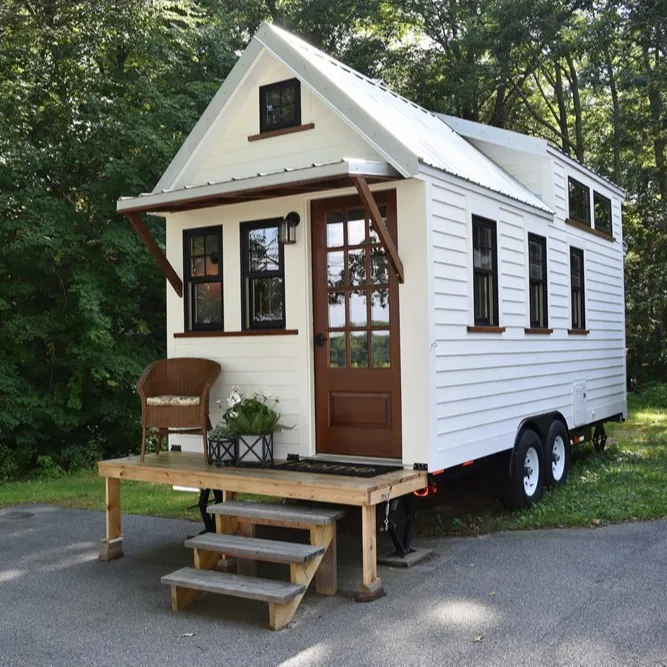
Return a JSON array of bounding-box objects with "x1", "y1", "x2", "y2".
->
[{"x1": 136, "y1": 358, "x2": 221, "y2": 462}]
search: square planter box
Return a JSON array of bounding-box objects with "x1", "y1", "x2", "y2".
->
[
  {"x1": 207, "y1": 433, "x2": 274, "y2": 468},
  {"x1": 208, "y1": 436, "x2": 236, "y2": 467},
  {"x1": 237, "y1": 433, "x2": 274, "y2": 468}
]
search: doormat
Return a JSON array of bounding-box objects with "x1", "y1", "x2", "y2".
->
[{"x1": 274, "y1": 458, "x2": 403, "y2": 478}]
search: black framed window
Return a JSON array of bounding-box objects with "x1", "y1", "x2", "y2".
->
[
  {"x1": 183, "y1": 227, "x2": 223, "y2": 331},
  {"x1": 472, "y1": 215, "x2": 499, "y2": 326},
  {"x1": 568, "y1": 177, "x2": 591, "y2": 226},
  {"x1": 259, "y1": 78, "x2": 301, "y2": 133},
  {"x1": 570, "y1": 247, "x2": 585, "y2": 330},
  {"x1": 528, "y1": 233, "x2": 548, "y2": 328},
  {"x1": 594, "y1": 192, "x2": 612, "y2": 236},
  {"x1": 241, "y1": 219, "x2": 285, "y2": 330}
]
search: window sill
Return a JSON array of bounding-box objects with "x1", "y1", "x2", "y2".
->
[
  {"x1": 524, "y1": 327, "x2": 553, "y2": 335},
  {"x1": 565, "y1": 218, "x2": 615, "y2": 242},
  {"x1": 248, "y1": 123, "x2": 315, "y2": 142},
  {"x1": 568, "y1": 328, "x2": 590, "y2": 336},
  {"x1": 467, "y1": 326, "x2": 506, "y2": 334},
  {"x1": 174, "y1": 329, "x2": 298, "y2": 338}
]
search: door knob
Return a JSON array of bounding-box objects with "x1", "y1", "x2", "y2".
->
[{"x1": 314, "y1": 333, "x2": 327, "y2": 348}]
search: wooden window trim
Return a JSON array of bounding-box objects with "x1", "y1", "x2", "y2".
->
[
  {"x1": 467, "y1": 326, "x2": 506, "y2": 334},
  {"x1": 240, "y1": 218, "x2": 286, "y2": 331},
  {"x1": 472, "y1": 215, "x2": 500, "y2": 327},
  {"x1": 566, "y1": 217, "x2": 615, "y2": 242},
  {"x1": 528, "y1": 233, "x2": 548, "y2": 329},
  {"x1": 568, "y1": 176, "x2": 591, "y2": 227},
  {"x1": 248, "y1": 123, "x2": 314, "y2": 142},
  {"x1": 183, "y1": 226, "x2": 223, "y2": 332},
  {"x1": 525, "y1": 327, "x2": 553, "y2": 335},
  {"x1": 570, "y1": 246, "x2": 586, "y2": 331},
  {"x1": 258, "y1": 78, "x2": 301, "y2": 134},
  {"x1": 568, "y1": 328, "x2": 590, "y2": 335},
  {"x1": 174, "y1": 329, "x2": 298, "y2": 339}
]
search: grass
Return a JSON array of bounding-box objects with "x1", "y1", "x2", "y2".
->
[
  {"x1": 418, "y1": 394, "x2": 667, "y2": 536},
  {"x1": 1, "y1": 393, "x2": 666, "y2": 536}
]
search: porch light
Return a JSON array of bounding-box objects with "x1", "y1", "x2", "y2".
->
[{"x1": 279, "y1": 211, "x2": 300, "y2": 244}]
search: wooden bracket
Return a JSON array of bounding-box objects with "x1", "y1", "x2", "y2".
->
[
  {"x1": 125, "y1": 211, "x2": 183, "y2": 298},
  {"x1": 352, "y1": 176, "x2": 404, "y2": 283}
]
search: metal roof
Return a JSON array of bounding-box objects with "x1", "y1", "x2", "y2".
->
[
  {"x1": 260, "y1": 24, "x2": 553, "y2": 215},
  {"x1": 116, "y1": 159, "x2": 400, "y2": 213}
]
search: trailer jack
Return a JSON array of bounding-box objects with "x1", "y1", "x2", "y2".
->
[{"x1": 384, "y1": 495, "x2": 416, "y2": 557}]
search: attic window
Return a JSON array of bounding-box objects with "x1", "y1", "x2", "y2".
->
[{"x1": 259, "y1": 78, "x2": 301, "y2": 134}]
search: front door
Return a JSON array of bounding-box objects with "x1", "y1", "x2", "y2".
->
[{"x1": 311, "y1": 191, "x2": 402, "y2": 459}]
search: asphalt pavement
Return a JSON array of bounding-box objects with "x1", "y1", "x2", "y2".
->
[{"x1": 0, "y1": 504, "x2": 665, "y2": 666}]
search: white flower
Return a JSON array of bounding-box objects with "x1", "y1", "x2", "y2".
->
[
  {"x1": 228, "y1": 410, "x2": 238, "y2": 419},
  {"x1": 215, "y1": 399, "x2": 223, "y2": 409},
  {"x1": 262, "y1": 391, "x2": 272, "y2": 400},
  {"x1": 227, "y1": 385, "x2": 243, "y2": 408}
]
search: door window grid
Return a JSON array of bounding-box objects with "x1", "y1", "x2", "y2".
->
[{"x1": 325, "y1": 206, "x2": 391, "y2": 369}]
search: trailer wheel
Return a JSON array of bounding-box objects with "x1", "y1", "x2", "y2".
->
[
  {"x1": 543, "y1": 420, "x2": 570, "y2": 487},
  {"x1": 593, "y1": 424, "x2": 607, "y2": 452},
  {"x1": 499, "y1": 429, "x2": 544, "y2": 509}
]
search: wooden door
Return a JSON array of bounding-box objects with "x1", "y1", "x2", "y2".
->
[{"x1": 311, "y1": 191, "x2": 402, "y2": 459}]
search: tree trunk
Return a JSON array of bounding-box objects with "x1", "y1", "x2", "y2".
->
[
  {"x1": 565, "y1": 53, "x2": 584, "y2": 162},
  {"x1": 604, "y1": 47, "x2": 622, "y2": 184},
  {"x1": 642, "y1": 42, "x2": 667, "y2": 196},
  {"x1": 554, "y1": 62, "x2": 571, "y2": 156}
]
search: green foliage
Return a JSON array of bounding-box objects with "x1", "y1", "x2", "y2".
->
[
  {"x1": 1, "y1": 0, "x2": 666, "y2": 479},
  {"x1": 212, "y1": 387, "x2": 292, "y2": 436},
  {"x1": 0, "y1": 0, "x2": 237, "y2": 479}
]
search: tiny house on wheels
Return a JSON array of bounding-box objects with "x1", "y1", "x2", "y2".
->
[{"x1": 118, "y1": 23, "x2": 626, "y2": 511}]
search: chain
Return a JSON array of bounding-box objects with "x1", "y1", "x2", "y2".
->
[{"x1": 383, "y1": 491, "x2": 391, "y2": 532}]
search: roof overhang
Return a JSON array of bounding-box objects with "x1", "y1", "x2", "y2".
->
[{"x1": 117, "y1": 159, "x2": 401, "y2": 215}]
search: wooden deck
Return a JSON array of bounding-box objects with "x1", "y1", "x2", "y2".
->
[{"x1": 98, "y1": 451, "x2": 428, "y2": 599}]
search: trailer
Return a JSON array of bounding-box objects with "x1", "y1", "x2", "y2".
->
[{"x1": 116, "y1": 23, "x2": 626, "y2": 523}]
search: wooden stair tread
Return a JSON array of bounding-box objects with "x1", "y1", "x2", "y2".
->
[
  {"x1": 208, "y1": 500, "x2": 345, "y2": 525},
  {"x1": 161, "y1": 567, "x2": 305, "y2": 604},
  {"x1": 185, "y1": 533, "x2": 325, "y2": 564}
]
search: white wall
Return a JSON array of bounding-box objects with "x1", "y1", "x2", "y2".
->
[
  {"x1": 424, "y1": 167, "x2": 626, "y2": 471},
  {"x1": 164, "y1": 179, "x2": 430, "y2": 467},
  {"x1": 165, "y1": 193, "x2": 312, "y2": 460},
  {"x1": 468, "y1": 138, "x2": 553, "y2": 208},
  {"x1": 174, "y1": 51, "x2": 383, "y2": 189}
]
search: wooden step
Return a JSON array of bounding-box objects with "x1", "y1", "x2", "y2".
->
[
  {"x1": 184, "y1": 533, "x2": 324, "y2": 564},
  {"x1": 208, "y1": 500, "x2": 345, "y2": 526},
  {"x1": 161, "y1": 567, "x2": 305, "y2": 604}
]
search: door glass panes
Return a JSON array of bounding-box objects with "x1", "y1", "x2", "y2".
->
[
  {"x1": 371, "y1": 289, "x2": 390, "y2": 326},
  {"x1": 372, "y1": 331, "x2": 390, "y2": 368},
  {"x1": 327, "y1": 251, "x2": 345, "y2": 287},
  {"x1": 348, "y1": 249, "x2": 366, "y2": 286},
  {"x1": 371, "y1": 248, "x2": 388, "y2": 284},
  {"x1": 328, "y1": 292, "x2": 345, "y2": 327},
  {"x1": 350, "y1": 332, "x2": 369, "y2": 368},
  {"x1": 347, "y1": 209, "x2": 366, "y2": 246},
  {"x1": 324, "y1": 204, "x2": 393, "y2": 370},
  {"x1": 326, "y1": 211, "x2": 344, "y2": 247},
  {"x1": 329, "y1": 332, "x2": 346, "y2": 368},
  {"x1": 349, "y1": 291, "x2": 367, "y2": 327}
]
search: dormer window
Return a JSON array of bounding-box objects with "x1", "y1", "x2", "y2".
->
[{"x1": 259, "y1": 78, "x2": 301, "y2": 133}]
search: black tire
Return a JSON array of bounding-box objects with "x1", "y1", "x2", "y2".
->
[
  {"x1": 498, "y1": 429, "x2": 544, "y2": 509},
  {"x1": 543, "y1": 420, "x2": 570, "y2": 487}
]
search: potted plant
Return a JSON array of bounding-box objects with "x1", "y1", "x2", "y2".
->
[{"x1": 209, "y1": 386, "x2": 291, "y2": 467}]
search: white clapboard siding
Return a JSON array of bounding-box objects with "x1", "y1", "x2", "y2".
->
[
  {"x1": 424, "y1": 161, "x2": 626, "y2": 471},
  {"x1": 174, "y1": 52, "x2": 382, "y2": 189}
]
